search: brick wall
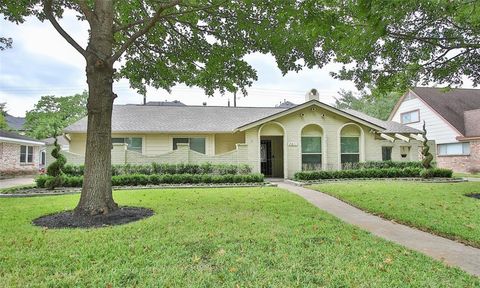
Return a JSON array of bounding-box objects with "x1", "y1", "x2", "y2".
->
[
  {"x1": 436, "y1": 140, "x2": 480, "y2": 173},
  {"x1": 0, "y1": 142, "x2": 40, "y2": 175}
]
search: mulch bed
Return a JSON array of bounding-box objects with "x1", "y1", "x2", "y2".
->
[
  {"x1": 465, "y1": 193, "x2": 480, "y2": 200},
  {"x1": 32, "y1": 207, "x2": 154, "y2": 229}
]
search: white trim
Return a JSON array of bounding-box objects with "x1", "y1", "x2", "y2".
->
[
  {"x1": 380, "y1": 133, "x2": 395, "y2": 142},
  {"x1": 394, "y1": 133, "x2": 410, "y2": 142},
  {"x1": 409, "y1": 133, "x2": 425, "y2": 141},
  {"x1": 0, "y1": 136, "x2": 45, "y2": 146},
  {"x1": 237, "y1": 100, "x2": 385, "y2": 132},
  {"x1": 298, "y1": 123, "x2": 326, "y2": 171},
  {"x1": 258, "y1": 121, "x2": 288, "y2": 179},
  {"x1": 337, "y1": 123, "x2": 365, "y2": 169}
]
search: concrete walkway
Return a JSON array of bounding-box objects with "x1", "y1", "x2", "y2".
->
[
  {"x1": 277, "y1": 182, "x2": 480, "y2": 277},
  {"x1": 0, "y1": 176, "x2": 35, "y2": 189}
]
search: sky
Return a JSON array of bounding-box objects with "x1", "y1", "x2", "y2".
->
[{"x1": 1, "y1": 10, "x2": 357, "y2": 117}]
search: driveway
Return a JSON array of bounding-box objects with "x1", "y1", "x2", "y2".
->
[{"x1": 0, "y1": 176, "x2": 36, "y2": 189}]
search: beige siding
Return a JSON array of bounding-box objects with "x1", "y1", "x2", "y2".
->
[
  {"x1": 69, "y1": 133, "x2": 87, "y2": 155},
  {"x1": 214, "y1": 132, "x2": 245, "y2": 154}
]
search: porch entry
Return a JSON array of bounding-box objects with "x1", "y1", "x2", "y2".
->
[{"x1": 260, "y1": 136, "x2": 284, "y2": 178}]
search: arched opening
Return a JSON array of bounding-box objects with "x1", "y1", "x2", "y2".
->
[
  {"x1": 301, "y1": 124, "x2": 324, "y2": 171},
  {"x1": 340, "y1": 124, "x2": 361, "y2": 169},
  {"x1": 259, "y1": 122, "x2": 285, "y2": 178}
]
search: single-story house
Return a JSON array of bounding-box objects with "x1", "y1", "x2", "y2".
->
[
  {"x1": 389, "y1": 87, "x2": 480, "y2": 173},
  {"x1": 0, "y1": 130, "x2": 45, "y2": 176},
  {"x1": 63, "y1": 91, "x2": 430, "y2": 179}
]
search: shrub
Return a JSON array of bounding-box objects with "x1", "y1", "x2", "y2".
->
[
  {"x1": 36, "y1": 173, "x2": 264, "y2": 188},
  {"x1": 63, "y1": 163, "x2": 252, "y2": 176},
  {"x1": 420, "y1": 168, "x2": 453, "y2": 178},
  {"x1": 293, "y1": 167, "x2": 452, "y2": 181},
  {"x1": 346, "y1": 161, "x2": 425, "y2": 170}
]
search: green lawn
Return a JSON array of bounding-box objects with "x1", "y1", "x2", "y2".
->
[
  {"x1": 0, "y1": 187, "x2": 478, "y2": 287},
  {"x1": 310, "y1": 181, "x2": 480, "y2": 248}
]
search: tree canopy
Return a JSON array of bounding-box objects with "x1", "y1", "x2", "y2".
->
[
  {"x1": 334, "y1": 90, "x2": 402, "y2": 120},
  {"x1": 25, "y1": 92, "x2": 87, "y2": 139},
  {"x1": 312, "y1": 0, "x2": 480, "y2": 92}
]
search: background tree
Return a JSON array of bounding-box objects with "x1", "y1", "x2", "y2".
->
[
  {"x1": 334, "y1": 90, "x2": 402, "y2": 120},
  {"x1": 1, "y1": 1, "x2": 329, "y2": 217},
  {"x1": 307, "y1": 0, "x2": 480, "y2": 92},
  {"x1": 25, "y1": 92, "x2": 87, "y2": 139},
  {"x1": 0, "y1": 103, "x2": 9, "y2": 130}
]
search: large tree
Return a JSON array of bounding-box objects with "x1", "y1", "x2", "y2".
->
[
  {"x1": 25, "y1": 92, "x2": 88, "y2": 139},
  {"x1": 1, "y1": 1, "x2": 327, "y2": 216},
  {"x1": 311, "y1": 0, "x2": 480, "y2": 91}
]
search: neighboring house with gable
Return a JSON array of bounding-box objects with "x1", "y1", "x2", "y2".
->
[
  {"x1": 389, "y1": 87, "x2": 480, "y2": 173},
  {"x1": 63, "y1": 90, "x2": 429, "y2": 178},
  {"x1": 0, "y1": 130, "x2": 45, "y2": 176},
  {"x1": 5, "y1": 113, "x2": 26, "y2": 133}
]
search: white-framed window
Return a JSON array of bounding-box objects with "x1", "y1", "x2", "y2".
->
[
  {"x1": 173, "y1": 137, "x2": 206, "y2": 154},
  {"x1": 340, "y1": 137, "x2": 359, "y2": 168},
  {"x1": 301, "y1": 136, "x2": 321, "y2": 170},
  {"x1": 20, "y1": 145, "x2": 34, "y2": 164},
  {"x1": 400, "y1": 109, "x2": 420, "y2": 124},
  {"x1": 438, "y1": 142, "x2": 470, "y2": 156},
  {"x1": 112, "y1": 137, "x2": 143, "y2": 153}
]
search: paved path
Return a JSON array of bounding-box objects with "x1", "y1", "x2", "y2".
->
[
  {"x1": 277, "y1": 182, "x2": 480, "y2": 277},
  {"x1": 0, "y1": 176, "x2": 35, "y2": 189}
]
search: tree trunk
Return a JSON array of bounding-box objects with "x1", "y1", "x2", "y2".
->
[{"x1": 74, "y1": 1, "x2": 118, "y2": 216}]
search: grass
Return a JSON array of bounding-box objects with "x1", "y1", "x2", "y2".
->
[
  {"x1": 0, "y1": 187, "x2": 478, "y2": 287},
  {"x1": 310, "y1": 181, "x2": 480, "y2": 248}
]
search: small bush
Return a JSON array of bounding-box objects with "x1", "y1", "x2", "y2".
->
[
  {"x1": 343, "y1": 161, "x2": 425, "y2": 170},
  {"x1": 420, "y1": 168, "x2": 453, "y2": 179},
  {"x1": 293, "y1": 167, "x2": 452, "y2": 181},
  {"x1": 36, "y1": 173, "x2": 264, "y2": 188},
  {"x1": 63, "y1": 163, "x2": 252, "y2": 176}
]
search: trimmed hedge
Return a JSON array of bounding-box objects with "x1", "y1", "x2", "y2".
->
[
  {"x1": 35, "y1": 173, "x2": 264, "y2": 188},
  {"x1": 62, "y1": 163, "x2": 252, "y2": 177},
  {"x1": 341, "y1": 161, "x2": 427, "y2": 170},
  {"x1": 294, "y1": 167, "x2": 452, "y2": 181}
]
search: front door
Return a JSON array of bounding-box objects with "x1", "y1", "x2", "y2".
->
[{"x1": 260, "y1": 140, "x2": 272, "y2": 176}]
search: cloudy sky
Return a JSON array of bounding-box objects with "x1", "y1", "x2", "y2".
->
[{"x1": 2, "y1": 10, "x2": 359, "y2": 117}]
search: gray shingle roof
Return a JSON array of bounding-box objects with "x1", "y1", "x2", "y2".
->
[
  {"x1": 0, "y1": 130, "x2": 44, "y2": 143},
  {"x1": 343, "y1": 109, "x2": 422, "y2": 134},
  {"x1": 5, "y1": 114, "x2": 25, "y2": 130},
  {"x1": 65, "y1": 103, "x2": 419, "y2": 134},
  {"x1": 411, "y1": 87, "x2": 480, "y2": 135},
  {"x1": 65, "y1": 105, "x2": 287, "y2": 133}
]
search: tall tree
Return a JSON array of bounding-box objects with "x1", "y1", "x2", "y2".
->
[
  {"x1": 308, "y1": 0, "x2": 480, "y2": 91},
  {"x1": 334, "y1": 90, "x2": 402, "y2": 120},
  {"x1": 1, "y1": 1, "x2": 328, "y2": 216},
  {"x1": 25, "y1": 92, "x2": 88, "y2": 139}
]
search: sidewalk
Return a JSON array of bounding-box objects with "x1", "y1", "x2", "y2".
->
[
  {"x1": 0, "y1": 176, "x2": 35, "y2": 189},
  {"x1": 277, "y1": 182, "x2": 480, "y2": 277}
]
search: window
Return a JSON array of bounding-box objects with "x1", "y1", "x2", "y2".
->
[
  {"x1": 112, "y1": 137, "x2": 143, "y2": 153},
  {"x1": 341, "y1": 137, "x2": 359, "y2": 168},
  {"x1": 382, "y1": 146, "x2": 392, "y2": 161},
  {"x1": 438, "y1": 142, "x2": 470, "y2": 156},
  {"x1": 20, "y1": 145, "x2": 34, "y2": 164},
  {"x1": 400, "y1": 110, "x2": 420, "y2": 124},
  {"x1": 173, "y1": 137, "x2": 206, "y2": 154},
  {"x1": 301, "y1": 137, "x2": 321, "y2": 170},
  {"x1": 41, "y1": 151, "x2": 46, "y2": 165}
]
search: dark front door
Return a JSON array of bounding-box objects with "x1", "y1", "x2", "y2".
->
[{"x1": 260, "y1": 140, "x2": 272, "y2": 176}]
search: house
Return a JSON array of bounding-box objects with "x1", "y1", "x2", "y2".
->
[
  {"x1": 0, "y1": 130, "x2": 45, "y2": 176},
  {"x1": 63, "y1": 90, "x2": 428, "y2": 178},
  {"x1": 389, "y1": 87, "x2": 480, "y2": 173}
]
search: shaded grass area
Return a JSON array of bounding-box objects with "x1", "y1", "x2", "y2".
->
[
  {"x1": 310, "y1": 181, "x2": 480, "y2": 248},
  {"x1": 1, "y1": 187, "x2": 478, "y2": 287}
]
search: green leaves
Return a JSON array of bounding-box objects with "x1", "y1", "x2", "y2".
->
[{"x1": 24, "y1": 92, "x2": 87, "y2": 139}]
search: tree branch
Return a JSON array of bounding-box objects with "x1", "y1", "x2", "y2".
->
[
  {"x1": 109, "y1": 0, "x2": 181, "y2": 63},
  {"x1": 44, "y1": 0, "x2": 87, "y2": 58},
  {"x1": 76, "y1": 0, "x2": 96, "y2": 23}
]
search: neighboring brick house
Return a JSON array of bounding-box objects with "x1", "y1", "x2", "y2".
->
[
  {"x1": 0, "y1": 130, "x2": 45, "y2": 177},
  {"x1": 389, "y1": 87, "x2": 480, "y2": 173}
]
